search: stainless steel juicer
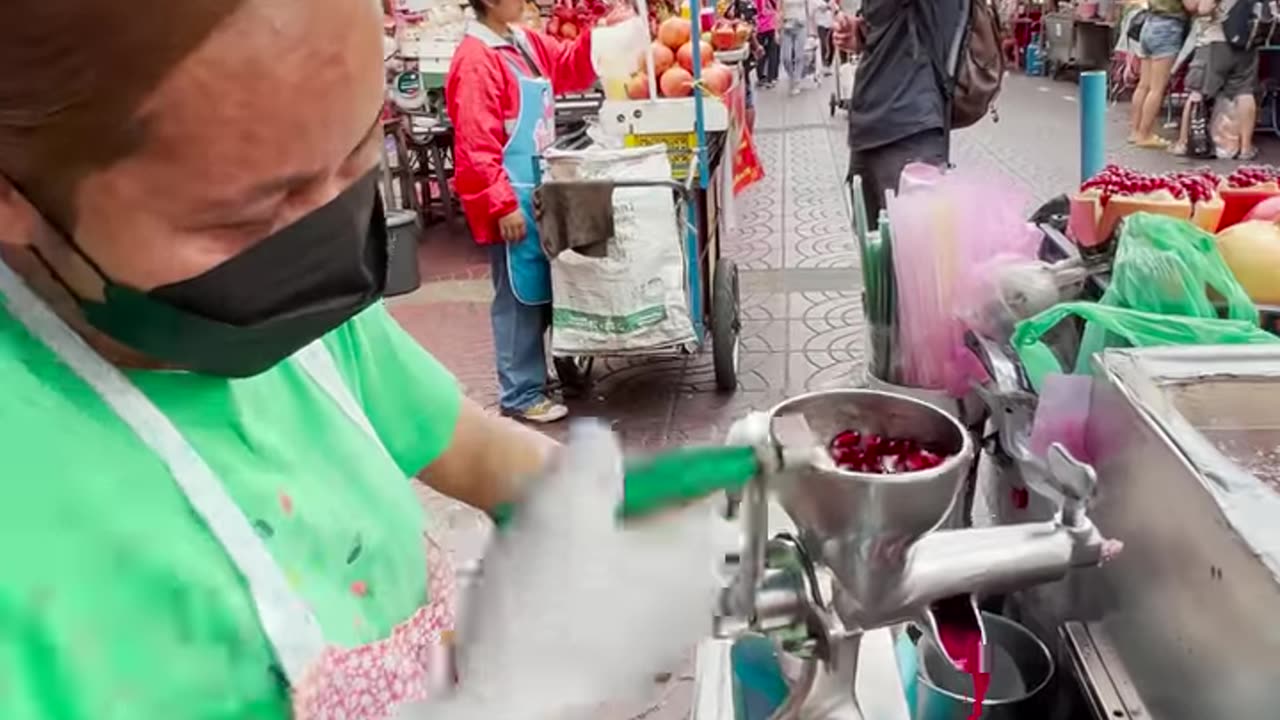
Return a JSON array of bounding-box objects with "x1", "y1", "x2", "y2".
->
[{"x1": 712, "y1": 389, "x2": 1122, "y2": 719}]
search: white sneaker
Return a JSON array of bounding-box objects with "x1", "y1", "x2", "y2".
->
[{"x1": 510, "y1": 398, "x2": 569, "y2": 424}]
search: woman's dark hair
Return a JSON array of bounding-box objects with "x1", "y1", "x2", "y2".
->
[
  {"x1": 0, "y1": 1, "x2": 241, "y2": 223},
  {"x1": 468, "y1": 0, "x2": 490, "y2": 17}
]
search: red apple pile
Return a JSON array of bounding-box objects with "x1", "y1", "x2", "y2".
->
[{"x1": 828, "y1": 430, "x2": 946, "y2": 475}]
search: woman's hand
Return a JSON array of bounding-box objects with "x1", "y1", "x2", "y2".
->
[
  {"x1": 398, "y1": 421, "x2": 729, "y2": 720},
  {"x1": 497, "y1": 210, "x2": 527, "y2": 242}
]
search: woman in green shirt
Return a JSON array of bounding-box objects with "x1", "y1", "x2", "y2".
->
[{"x1": 0, "y1": 0, "x2": 715, "y2": 718}]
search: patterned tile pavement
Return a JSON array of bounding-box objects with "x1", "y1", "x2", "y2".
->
[{"x1": 387, "y1": 69, "x2": 1280, "y2": 719}]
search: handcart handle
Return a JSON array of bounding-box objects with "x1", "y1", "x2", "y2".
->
[{"x1": 538, "y1": 178, "x2": 692, "y2": 206}]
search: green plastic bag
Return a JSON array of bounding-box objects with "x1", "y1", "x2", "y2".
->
[
  {"x1": 1102, "y1": 212, "x2": 1256, "y2": 322},
  {"x1": 1012, "y1": 302, "x2": 1280, "y2": 392}
]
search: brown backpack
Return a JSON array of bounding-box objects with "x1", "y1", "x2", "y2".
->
[{"x1": 940, "y1": 0, "x2": 1006, "y2": 129}]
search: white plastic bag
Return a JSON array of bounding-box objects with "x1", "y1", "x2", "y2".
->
[
  {"x1": 392, "y1": 421, "x2": 726, "y2": 720},
  {"x1": 542, "y1": 144, "x2": 696, "y2": 354},
  {"x1": 836, "y1": 60, "x2": 857, "y2": 102}
]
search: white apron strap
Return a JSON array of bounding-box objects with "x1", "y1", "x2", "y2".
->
[
  {"x1": 293, "y1": 341, "x2": 401, "y2": 470},
  {"x1": 0, "y1": 260, "x2": 326, "y2": 685}
]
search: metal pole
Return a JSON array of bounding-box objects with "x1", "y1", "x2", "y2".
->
[
  {"x1": 690, "y1": 0, "x2": 710, "y2": 189},
  {"x1": 1080, "y1": 70, "x2": 1106, "y2": 183}
]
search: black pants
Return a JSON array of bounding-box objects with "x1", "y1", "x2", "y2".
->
[
  {"x1": 848, "y1": 129, "x2": 949, "y2": 222},
  {"x1": 818, "y1": 26, "x2": 835, "y2": 68},
  {"x1": 758, "y1": 30, "x2": 780, "y2": 83}
]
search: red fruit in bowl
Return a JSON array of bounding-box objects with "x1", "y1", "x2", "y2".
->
[
  {"x1": 831, "y1": 445, "x2": 862, "y2": 466},
  {"x1": 917, "y1": 450, "x2": 943, "y2": 469},
  {"x1": 831, "y1": 430, "x2": 862, "y2": 449},
  {"x1": 865, "y1": 434, "x2": 885, "y2": 453}
]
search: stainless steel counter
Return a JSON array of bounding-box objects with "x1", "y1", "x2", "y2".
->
[{"x1": 1016, "y1": 345, "x2": 1280, "y2": 720}]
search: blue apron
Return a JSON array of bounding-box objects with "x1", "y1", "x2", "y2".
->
[{"x1": 502, "y1": 50, "x2": 556, "y2": 306}]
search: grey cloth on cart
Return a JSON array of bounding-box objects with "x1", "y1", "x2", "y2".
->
[{"x1": 534, "y1": 182, "x2": 613, "y2": 259}]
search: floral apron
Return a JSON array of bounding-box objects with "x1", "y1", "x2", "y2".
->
[{"x1": 0, "y1": 260, "x2": 455, "y2": 720}]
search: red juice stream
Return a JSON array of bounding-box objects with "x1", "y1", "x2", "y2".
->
[{"x1": 936, "y1": 614, "x2": 989, "y2": 719}]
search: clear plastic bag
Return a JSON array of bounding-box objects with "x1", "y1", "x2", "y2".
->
[
  {"x1": 960, "y1": 257, "x2": 1088, "y2": 343},
  {"x1": 1211, "y1": 98, "x2": 1241, "y2": 160}
]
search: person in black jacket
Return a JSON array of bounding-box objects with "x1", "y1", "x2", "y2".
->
[{"x1": 833, "y1": 0, "x2": 962, "y2": 220}]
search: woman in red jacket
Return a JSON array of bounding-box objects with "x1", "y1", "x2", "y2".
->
[{"x1": 447, "y1": 0, "x2": 608, "y2": 423}]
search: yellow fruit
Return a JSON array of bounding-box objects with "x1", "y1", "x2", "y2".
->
[{"x1": 1216, "y1": 220, "x2": 1280, "y2": 305}]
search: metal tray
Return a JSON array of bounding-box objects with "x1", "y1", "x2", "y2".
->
[{"x1": 1015, "y1": 345, "x2": 1280, "y2": 720}]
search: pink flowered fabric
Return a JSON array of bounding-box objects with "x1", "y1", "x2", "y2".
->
[{"x1": 293, "y1": 535, "x2": 458, "y2": 720}]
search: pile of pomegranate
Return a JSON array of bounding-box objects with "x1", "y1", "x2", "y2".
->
[
  {"x1": 1226, "y1": 164, "x2": 1280, "y2": 189},
  {"x1": 709, "y1": 18, "x2": 750, "y2": 52},
  {"x1": 544, "y1": 0, "x2": 638, "y2": 39},
  {"x1": 625, "y1": 17, "x2": 735, "y2": 99},
  {"x1": 828, "y1": 430, "x2": 946, "y2": 474},
  {"x1": 1079, "y1": 164, "x2": 1221, "y2": 204}
]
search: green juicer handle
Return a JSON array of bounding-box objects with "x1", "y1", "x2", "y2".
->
[{"x1": 490, "y1": 445, "x2": 761, "y2": 529}]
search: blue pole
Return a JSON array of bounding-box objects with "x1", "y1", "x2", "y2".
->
[
  {"x1": 690, "y1": 0, "x2": 709, "y2": 189},
  {"x1": 1080, "y1": 70, "x2": 1106, "y2": 182}
]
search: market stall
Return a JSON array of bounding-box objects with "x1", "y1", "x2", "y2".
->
[
  {"x1": 682, "y1": 153, "x2": 1280, "y2": 719},
  {"x1": 525, "y1": 0, "x2": 764, "y2": 391}
]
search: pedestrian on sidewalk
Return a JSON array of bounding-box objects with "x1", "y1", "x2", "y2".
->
[
  {"x1": 756, "y1": 0, "x2": 781, "y2": 87},
  {"x1": 815, "y1": 0, "x2": 837, "y2": 75},
  {"x1": 834, "y1": 0, "x2": 963, "y2": 221},
  {"x1": 1172, "y1": 0, "x2": 1260, "y2": 159},
  {"x1": 780, "y1": 0, "x2": 815, "y2": 94},
  {"x1": 449, "y1": 0, "x2": 644, "y2": 423},
  {"x1": 0, "y1": 3, "x2": 724, "y2": 719},
  {"x1": 1129, "y1": 0, "x2": 1193, "y2": 149}
]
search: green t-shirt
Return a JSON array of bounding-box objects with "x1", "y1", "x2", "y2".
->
[{"x1": 0, "y1": 302, "x2": 463, "y2": 720}]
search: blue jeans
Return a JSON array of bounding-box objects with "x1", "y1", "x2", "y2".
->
[
  {"x1": 489, "y1": 245, "x2": 549, "y2": 412},
  {"x1": 780, "y1": 23, "x2": 806, "y2": 81},
  {"x1": 1139, "y1": 14, "x2": 1185, "y2": 59}
]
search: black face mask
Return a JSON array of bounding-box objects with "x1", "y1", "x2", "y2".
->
[{"x1": 68, "y1": 170, "x2": 389, "y2": 377}]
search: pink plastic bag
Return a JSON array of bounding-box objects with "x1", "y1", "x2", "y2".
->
[{"x1": 1028, "y1": 373, "x2": 1094, "y2": 463}]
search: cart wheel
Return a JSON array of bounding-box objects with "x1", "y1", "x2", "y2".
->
[
  {"x1": 712, "y1": 257, "x2": 741, "y2": 393},
  {"x1": 552, "y1": 356, "x2": 593, "y2": 397},
  {"x1": 829, "y1": 93, "x2": 837, "y2": 117}
]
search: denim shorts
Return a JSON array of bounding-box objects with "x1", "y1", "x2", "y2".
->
[{"x1": 1139, "y1": 14, "x2": 1186, "y2": 59}]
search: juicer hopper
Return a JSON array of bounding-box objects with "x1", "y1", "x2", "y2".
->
[{"x1": 767, "y1": 391, "x2": 973, "y2": 626}]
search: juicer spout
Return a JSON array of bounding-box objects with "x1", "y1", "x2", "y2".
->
[
  {"x1": 920, "y1": 594, "x2": 985, "y2": 671},
  {"x1": 901, "y1": 518, "x2": 1109, "y2": 611}
]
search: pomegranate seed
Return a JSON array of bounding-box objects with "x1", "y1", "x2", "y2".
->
[
  {"x1": 831, "y1": 430, "x2": 952, "y2": 475},
  {"x1": 917, "y1": 450, "x2": 943, "y2": 469},
  {"x1": 831, "y1": 430, "x2": 862, "y2": 449}
]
